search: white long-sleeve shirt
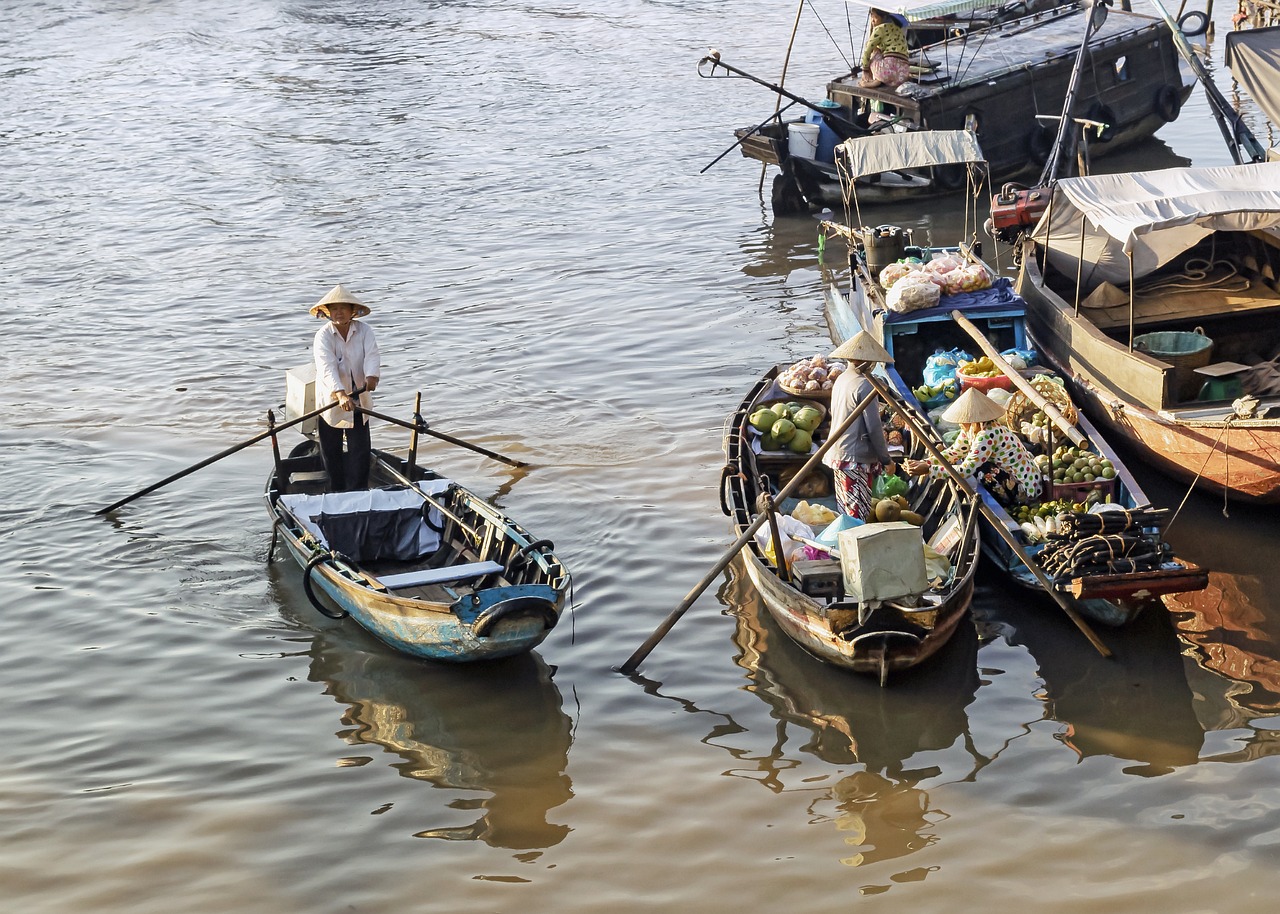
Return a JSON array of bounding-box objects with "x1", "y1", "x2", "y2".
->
[{"x1": 314, "y1": 320, "x2": 381, "y2": 428}]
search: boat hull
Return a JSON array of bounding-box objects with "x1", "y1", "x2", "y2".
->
[
  {"x1": 722, "y1": 366, "x2": 980, "y2": 681},
  {"x1": 267, "y1": 445, "x2": 568, "y2": 662},
  {"x1": 1019, "y1": 247, "x2": 1280, "y2": 505}
]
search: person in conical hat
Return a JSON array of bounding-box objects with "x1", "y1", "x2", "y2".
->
[
  {"x1": 310, "y1": 283, "x2": 381, "y2": 492},
  {"x1": 310, "y1": 283, "x2": 372, "y2": 319},
  {"x1": 822, "y1": 331, "x2": 896, "y2": 520},
  {"x1": 905, "y1": 386, "x2": 1043, "y2": 508}
]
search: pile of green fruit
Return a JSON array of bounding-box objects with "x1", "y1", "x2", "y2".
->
[
  {"x1": 749, "y1": 401, "x2": 823, "y2": 453},
  {"x1": 1036, "y1": 445, "x2": 1116, "y2": 485},
  {"x1": 1013, "y1": 498, "x2": 1088, "y2": 524},
  {"x1": 913, "y1": 376, "x2": 959, "y2": 403}
]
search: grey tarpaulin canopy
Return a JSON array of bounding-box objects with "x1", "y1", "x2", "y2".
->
[
  {"x1": 836, "y1": 129, "x2": 985, "y2": 179},
  {"x1": 1226, "y1": 25, "x2": 1280, "y2": 128},
  {"x1": 1033, "y1": 162, "x2": 1280, "y2": 290}
]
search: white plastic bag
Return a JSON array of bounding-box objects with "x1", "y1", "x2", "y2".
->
[
  {"x1": 885, "y1": 276, "x2": 941, "y2": 313},
  {"x1": 754, "y1": 514, "x2": 815, "y2": 566}
]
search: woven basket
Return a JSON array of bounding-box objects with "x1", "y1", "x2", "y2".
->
[{"x1": 1002, "y1": 376, "x2": 1077, "y2": 431}]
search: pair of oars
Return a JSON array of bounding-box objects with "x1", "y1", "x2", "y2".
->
[{"x1": 95, "y1": 391, "x2": 525, "y2": 515}]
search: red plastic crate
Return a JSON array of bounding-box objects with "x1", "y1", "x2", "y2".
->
[{"x1": 1050, "y1": 476, "x2": 1117, "y2": 504}]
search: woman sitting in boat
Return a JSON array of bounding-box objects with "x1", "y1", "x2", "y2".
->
[
  {"x1": 311, "y1": 283, "x2": 381, "y2": 493},
  {"x1": 904, "y1": 387, "x2": 1042, "y2": 508},
  {"x1": 859, "y1": 7, "x2": 910, "y2": 89},
  {"x1": 822, "y1": 331, "x2": 896, "y2": 520}
]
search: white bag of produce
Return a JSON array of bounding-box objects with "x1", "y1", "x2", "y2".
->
[{"x1": 886, "y1": 276, "x2": 940, "y2": 313}]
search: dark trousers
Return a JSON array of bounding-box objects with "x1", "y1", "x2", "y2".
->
[{"x1": 317, "y1": 414, "x2": 371, "y2": 492}]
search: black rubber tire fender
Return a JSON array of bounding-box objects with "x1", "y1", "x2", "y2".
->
[{"x1": 303, "y1": 552, "x2": 349, "y2": 619}]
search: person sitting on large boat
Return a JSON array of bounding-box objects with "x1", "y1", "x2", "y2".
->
[
  {"x1": 822, "y1": 331, "x2": 896, "y2": 520},
  {"x1": 904, "y1": 387, "x2": 1042, "y2": 508},
  {"x1": 311, "y1": 283, "x2": 381, "y2": 493},
  {"x1": 859, "y1": 7, "x2": 910, "y2": 89}
]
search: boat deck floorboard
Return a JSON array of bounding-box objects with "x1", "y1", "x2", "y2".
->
[{"x1": 1081, "y1": 283, "x2": 1280, "y2": 331}]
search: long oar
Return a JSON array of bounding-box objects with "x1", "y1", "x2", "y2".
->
[
  {"x1": 861, "y1": 372, "x2": 1110, "y2": 657},
  {"x1": 354, "y1": 405, "x2": 528, "y2": 468},
  {"x1": 95, "y1": 391, "x2": 361, "y2": 515},
  {"x1": 618, "y1": 382, "x2": 881, "y2": 675}
]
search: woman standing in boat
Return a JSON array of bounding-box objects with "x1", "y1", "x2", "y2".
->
[
  {"x1": 822, "y1": 331, "x2": 896, "y2": 520},
  {"x1": 904, "y1": 388, "x2": 1041, "y2": 507},
  {"x1": 859, "y1": 7, "x2": 910, "y2": 89},
  {"x1": 311, "y1": 283, "x2": 381, "y2": 492}
]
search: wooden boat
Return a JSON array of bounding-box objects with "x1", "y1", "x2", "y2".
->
[
  {"x1": 1016, "y1": 162, "x2": 1280, "y2": 504},
  {"x1": 718, "y1": 0, "x2": 1191, "y2": 213},
  {"x1": 266, "y1": 440, "x2": 569, "y2": 662},
  {"x1": 720, "y1": 364, "x2": 981, "y2": 682},
  {"x1": 819, "y1": 130, "x2": 1206, "y2": 624}
]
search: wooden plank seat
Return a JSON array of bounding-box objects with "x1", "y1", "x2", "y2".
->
[{"x1": 376, "y1": 561, "x2": 504, "y2": 590}]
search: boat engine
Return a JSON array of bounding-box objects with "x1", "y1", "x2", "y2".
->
[{"x1": 986, "y1": 183, "x2": 1049, "y2": 244}]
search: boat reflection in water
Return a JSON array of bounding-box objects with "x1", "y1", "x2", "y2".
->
[
  {"x1": 634, "y1": 563, "x2": 985, "y2": 875},
  {"x1": 306, "y1": 628, "x2": 573, "y2": 850},
  {"x1": 1166, "y1": 571, "x2": 1280, "y2": 762},
  {"x1": 977, "y1": 574, "x2": 1206, "y2": 775}
]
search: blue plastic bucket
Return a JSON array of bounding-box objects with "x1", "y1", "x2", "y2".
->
[{"x1": 806, "y1": 100, "x2": 843, "y2": 163}]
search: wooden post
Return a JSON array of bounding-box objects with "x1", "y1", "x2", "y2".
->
[
  {"x1": 407, "y1": 392, "x2": 422, "y2": 480},
  {"x1": 267, "y1": 409, "x2": 284, "y2": 489}
]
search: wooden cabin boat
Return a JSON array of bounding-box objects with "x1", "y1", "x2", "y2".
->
[
  {"x1": 725, "y1": 0, "x2": 1190, "y2": 213},
  {"x1": 720, "y1": 364, "x2": 980, "y2": 683},
  {"x1": 1016, "y1": 162, "x2": 1280, "y2": 504},
  {"x1": 820, "y1": 131, "x2": 1206, "y2": 625},
  {"x1": 266, "y1": 440, "x2": 569, "y2": 662}
]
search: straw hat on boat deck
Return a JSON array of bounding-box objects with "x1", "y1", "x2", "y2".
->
[
  {"x1": 829, "y1": 331, "x2": 893, "y2": 365},
  {"x1": 310, "y1": 283, "x2": 371, "y2": 319},
  {"x1": 941, "y1": 387, "x2": 1007, "y2": 425}
]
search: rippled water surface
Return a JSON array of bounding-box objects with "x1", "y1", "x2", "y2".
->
[{"x1": 5, "y1": 2, "x2": 1280, "y2": 911}]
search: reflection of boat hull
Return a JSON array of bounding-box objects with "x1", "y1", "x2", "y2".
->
[
  {"x1": 309, "y1": 639, "x2": 573, "y2": 850},
  {"x1": 722, "y1": 366, "x2": 980, "y2": 680},
  {"x1": 267, "y1": 443, "x2": 569, "y2": 661}
]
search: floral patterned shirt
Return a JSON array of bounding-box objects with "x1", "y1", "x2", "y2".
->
[{"x1": 929, "y1": 424, "x2": 1043, "y2": 500}]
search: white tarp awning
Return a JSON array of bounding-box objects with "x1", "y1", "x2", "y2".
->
[
  {"x1": 1035, "y1": 162, "x2": 1280, "y2": 288},
  {"x1": 836, "y1": 129, "x2": 985, "y2": 179},
  {"x1": 1226, "y1": 25, "x2": 1280, "y2": 128}
]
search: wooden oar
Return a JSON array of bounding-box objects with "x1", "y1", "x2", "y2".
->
[
  {"x1": 95, "y1": 391, "x2": 361, "y2": 516},
  {"x1": 354, "y1": 405, "x2": 528, "y2": 469},
  {"x1": 861, "y1": 371, "x2": 1111, "y2": 657},
  {"x1": 618, "y1": 383, "x2": 881, "y2": 675}
]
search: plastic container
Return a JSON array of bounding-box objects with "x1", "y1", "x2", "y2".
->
[
  {"x1": 958, "y1": 371, "x2": 1013, "y2": 392},
  {"x1": 1051, "y1": 476, "x2": 1118, "y2": 505},
  {"x1": 1133, "y1": 328, "x2": 1214, "y2": 400},
  {"x1": 285, "y1": 363, "x2": 319, "y2": 438},
  {"x1": 787, "y1": 123, "x2": 821, "y2": 160},
  {"x1": 860, "y1": 224, "x2": 907, "y2": 278},
  {"x1": 805, "y1": 100, "x2": 843, "y2": 162}
]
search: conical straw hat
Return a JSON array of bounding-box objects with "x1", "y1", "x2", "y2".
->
[
  {"x1": 941, "y1": 386, "x2": 1007, "y2": 424},
  {"x1": 829, "y1": 331, "x2": 892, "y2": 363},
  {"x1": 310, "y1": 283, "x2": 371, "y2": 318}
]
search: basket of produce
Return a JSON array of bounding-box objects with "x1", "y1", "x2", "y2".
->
[
  {"x1": 746, "y1": 398, "x2": 827, "y2": 458},
  {"x1": 1034, "y1": 444, "x2": 1118, "y2": 506},
  {"x1": 956, "y1": 355, "x2": 1012, "y2": 391},
  {"x1": 777, "y1": 356, "x2": 847, "y2": 400},
  {"x1": 1002, "y1": 374, "x2": 1077, "y2": 433}
]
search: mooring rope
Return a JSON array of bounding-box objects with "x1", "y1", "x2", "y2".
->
[{"x1": 1164, "y1": 415, "x2": 1236, "y2": 533}]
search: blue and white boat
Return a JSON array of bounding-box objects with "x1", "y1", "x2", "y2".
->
[{"x1": 266, "y1": 441, "x2": 568, "y2": 662}]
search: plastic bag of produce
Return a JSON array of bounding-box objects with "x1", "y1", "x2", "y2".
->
[
  {"x1": 1000, "y1": 347, "x2": 1037, "y2": 370},
  {"x1": 755, "y1": 514, "x2": 815, "y2": 567},
  {"x1": 792, "y1": 500, "x2": 837, "y2": 527},
  {"x1": 871, "y1": 472, "x2": 908, "y2": 499},
  {"x1": 886, "y1": 275, "x2": 941, "y2": 313},
  {"x1": 879, "y1": 260, "x2": 920, "y2": 289}
]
